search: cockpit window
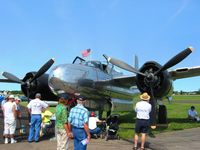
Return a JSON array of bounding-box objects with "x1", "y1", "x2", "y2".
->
[{"x1": 85, "y1": 61, "x2": 103, "y2": 70}]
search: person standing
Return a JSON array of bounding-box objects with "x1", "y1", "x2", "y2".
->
[
  {"x1": 55, "y1": 93, "x2": 72, "y2": 150},
  {"x1": 2, "y1": 95, "x2": 17, "y2": 144},
  {"x1": 68, "y1": 95, "x2": 91, "y2": 150},
  {"x1": 133, "y1": 92, "x2": 152, "y2": 150},
  {"x1": 27, "y1": 93, "x2": 48, "y2": 142},
  {"x1": 14, "y1": 97, "x2": 22, "y2": 119}
]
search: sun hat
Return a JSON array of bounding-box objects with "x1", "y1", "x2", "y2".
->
[{"x1": 140, "y1": 92, "x2": 150, "y2": 101}]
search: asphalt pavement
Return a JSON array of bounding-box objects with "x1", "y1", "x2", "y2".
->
[{"x1": 1, "y1": 127, "x2": 200, "y2": 150}]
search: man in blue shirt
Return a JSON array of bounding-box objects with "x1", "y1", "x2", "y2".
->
[{"x1": 68, "y1": 95, "x2": 91, "y2": 150}]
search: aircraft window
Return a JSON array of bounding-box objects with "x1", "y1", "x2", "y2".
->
[
  {"x1": 102, "y1": 64, "x2": 108, "y2": 72},
  {"x1": 86, "y1": 62, "x2": 96, "y2": 67},
  {"x1": 86, "y1": 61, "x2": 103, "y2": 70}
]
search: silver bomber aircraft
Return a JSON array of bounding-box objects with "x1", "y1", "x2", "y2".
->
[{"x1": 1, "y1": 47, "x2": 200, "y2": 127}]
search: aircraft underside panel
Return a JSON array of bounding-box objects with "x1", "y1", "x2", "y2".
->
[
  {"x1": 84, "y1": 99, "x2": 111, "y2": 112},
  {"x1": 111, "y1": 98, "x2": 133, "y2": 111}
]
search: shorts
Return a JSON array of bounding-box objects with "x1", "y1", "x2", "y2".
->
[
  {"x1": 4, "y1": 120, "x2": 16, "y2": 135},
  {"x1": 135, "y1": 119, "x2": 149, "y2": 134}
]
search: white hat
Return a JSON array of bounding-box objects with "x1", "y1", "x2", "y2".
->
[
  {"x1": 35, "y1": 93, "x2": 41, "y2": 98},
  {"x1": 15, "y1": 97, "x2": 21, "y2": 101},
  {"x1": 8, "y1": 95, "x2": 15, "y2": 99}
]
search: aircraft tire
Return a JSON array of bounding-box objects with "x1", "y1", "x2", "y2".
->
[{"x1": 158, "y1": 105, "x2": 167, "y2": 124}]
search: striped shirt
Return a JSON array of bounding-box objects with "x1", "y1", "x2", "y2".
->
[{"x1": 68, "y1": 104, "x2": 89, "y2": 128}]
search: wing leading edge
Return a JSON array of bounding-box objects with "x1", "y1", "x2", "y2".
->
[
  {"x1": 170, "y1": 66, "x2": 200, "y2": 80},
  {"x1": 97, "y1": 65, "x2": 200, "y2": 89}
]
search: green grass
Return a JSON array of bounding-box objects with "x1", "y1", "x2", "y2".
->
[{"x1": 172, "y1": 94, "x2": 200, "y2": 100}]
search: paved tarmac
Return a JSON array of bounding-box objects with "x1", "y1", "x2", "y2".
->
[
  {"x1": 0, "y1": 127, "x2": 200, "y2": 150},
  {"x1": 145, "y1": 127, "x2": 200, "y2": 150}
]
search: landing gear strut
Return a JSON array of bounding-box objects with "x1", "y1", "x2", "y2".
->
[{"x1": 158, "y1": 105, "x2": 167, "y2": 124}]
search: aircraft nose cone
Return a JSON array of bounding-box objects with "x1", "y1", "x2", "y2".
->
[{"x1": 48, "y1": 64, "x2": 87, "y2": 95}]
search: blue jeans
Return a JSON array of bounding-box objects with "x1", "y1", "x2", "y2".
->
[
  {"x1": 72, "y1": 127, "x2": 87, "y2": 150},
  {"x1": 90, "y1": 127, "x2": 101, "y2": 135},
  {"x1": 28, "y1": 114, "x2": 42, "y2": 142}
]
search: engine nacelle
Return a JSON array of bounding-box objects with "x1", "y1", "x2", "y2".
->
[
  {"x1": 21, "y1": 72, "x2": 57, "y2": 100},
  {"x1": 136, "y1": 61, "x2": 173, "y2": 98}
]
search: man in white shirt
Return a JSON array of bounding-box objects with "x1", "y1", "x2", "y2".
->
[
  {"x1": 27, "y1": 93, "x2": 48, "y2": 142},
  {"x1": 133, "y1": 92, "x2": 152, "y2": 150},
  {"x1": 2, "y1": 95, "x2": 17, "y2": 144},
  {"x1": 88, "y1": 112, "x2": 104, "y2": 138}
]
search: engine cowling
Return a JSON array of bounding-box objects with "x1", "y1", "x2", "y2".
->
[
  {"x1": 21, "y1": 72, "x2": 57, "y2": 100},
  {"x1": 136, "y1": 61, "x2": 173, "y2": 98}
]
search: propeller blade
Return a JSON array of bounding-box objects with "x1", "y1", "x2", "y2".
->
[
  {"x1": 30, "y1": 58, "x2": 55, "y2": 83},
  {"x1": 149, "y1": 87, "x2": 157, "y2": 129},
  {"x1": 2, "y1": 72, "x2": 23, "y2": 84},
  {"x1": 103, "y1": 55, "x2": 146, "y2": 76},
  {"x1": 156, "y1": 47, "x2": 193, "y2": 74}
]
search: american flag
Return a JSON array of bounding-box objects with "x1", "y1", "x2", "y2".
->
[{"x1": 81, "y1": 49, "x2": 91, "y2": 57}]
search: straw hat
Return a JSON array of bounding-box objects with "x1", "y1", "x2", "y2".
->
[{"x1": 140, "y1": 92, "x2": 150, "y2": 101}]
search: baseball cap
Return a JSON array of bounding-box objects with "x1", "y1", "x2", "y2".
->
[
  {"x1": 77, "y1": 95, "x2": 87, "y2": 101},
  {"x1": 90, "y1": 111, "x2": 95, "y2": 117},
  {"x1": 35, "y1": 93, "x2": 41, "y2": 98},
  {"x1": 59, "y1": 93, "x2": 69, "y2": 100}
]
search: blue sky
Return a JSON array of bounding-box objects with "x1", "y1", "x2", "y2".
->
[{"x1": 0, "y1": 0, "x2": 200, "y2": 92}]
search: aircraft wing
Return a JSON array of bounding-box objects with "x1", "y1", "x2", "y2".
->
[
  {"x1": 169, "y1": 66, "x2": 200, "y2": 80},
  {"x1": 98, "y1": 66, "x2": 200, "y2": 88},
  {"x1": 96, "y1": 75, "x2": 137, "y2": 88},
  {"x1": 111, "y1": 75, "x2": 137, "y2": 88}
]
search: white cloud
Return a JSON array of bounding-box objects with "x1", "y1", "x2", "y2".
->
[{"x1": 170, "y1": 0, "x2": 190, "y2": 21}]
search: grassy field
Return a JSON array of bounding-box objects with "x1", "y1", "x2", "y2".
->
[
  {"x1": 21, "y1": 95, "x2": 200, "y2": 140},
  {"x1": 118, "y1": 95, "x2": 200, "y2": 139},
  {"x1": 171, "y1": 94, "x2": 200, "y2": 100}
]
